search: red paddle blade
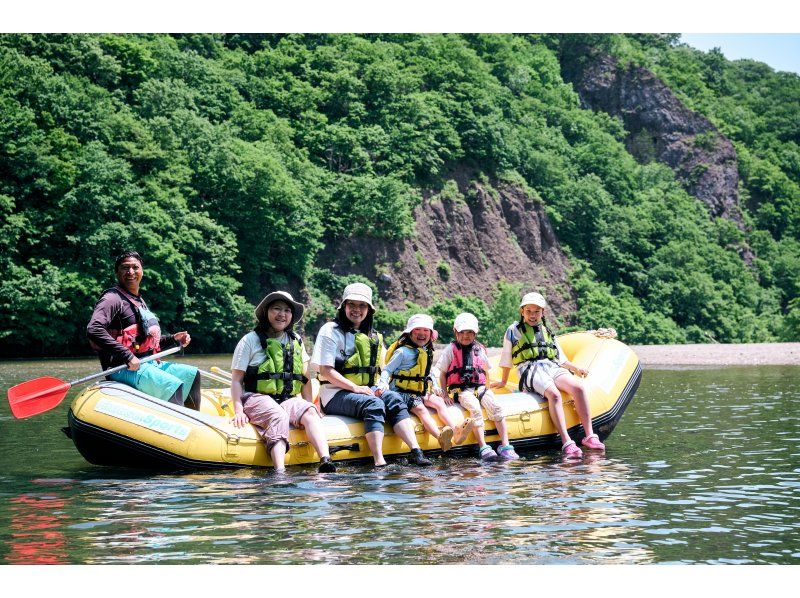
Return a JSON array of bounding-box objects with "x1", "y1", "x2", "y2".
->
[{"x1": 7, "y1": 377, "x2": 71, "y2": 419}]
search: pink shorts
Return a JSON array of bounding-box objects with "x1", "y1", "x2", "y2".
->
[{"x1": 242, "y1": 393, "x2": 318, "y2": 451}]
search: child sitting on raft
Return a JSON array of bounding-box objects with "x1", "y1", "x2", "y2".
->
[
  {"x1": 377, "y1": 314, "x2": 472, "y2": 453},
  {"x1": 435, "y1": 313, "x2": 518, "y2": 462},
  {"x1": 491, "y1": 292, "x2": 605, "y2": 458}
]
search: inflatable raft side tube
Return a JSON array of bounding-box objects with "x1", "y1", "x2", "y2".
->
[
  {"x1": 590, "y1": 362, "x2": 642, "y2": 441},
  {"x1": 483, "y1": 361, "x2": 642, "y2": 454},
  {"x1": 67, "y1": 410, "x2": 250, "y2": 470}
]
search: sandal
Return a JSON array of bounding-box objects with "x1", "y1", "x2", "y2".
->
[
  {"x1": 480, "y1": 445, "x2": 499, "y2": 462},
  {"x1": 581, "y1": 433, "x2": 606, "y2": 451},
  {"x1": 438, "y1": 426, "x2": 454, "y2": 452},
  {"x1": 562, "y1": 440, "x2": 583, "y2": 459},
  {"x1": 453, "y1": 418, "x2": 475, "y2": 445},
  {"x1": 497, "y1": 444, "x2": 519, "y2": 461}
]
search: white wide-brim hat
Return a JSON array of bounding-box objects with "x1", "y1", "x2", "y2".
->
[
  {"x1": 453, "y1": 312, "x2": 479, "y2": 333},
  {"x1": 256, "y1": 291, "x2": 305, "y2": 324},
  {"x1": 338, "y1": 282, "x2": 374, "y2": 309},
  {"x1": 519, "y1": 292, "x2": 547, "y2": 309},
  {"x1": 403, "y1": 313, "x2": 438, "y2": 340}
]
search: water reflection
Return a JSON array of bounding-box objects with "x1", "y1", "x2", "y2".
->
[
  {"x1": 5, "y1": 480, "x2": 73, "y2": 564},
  {"x1": 49, "y1": 455, "x2": 656, "y2": 565},
  {"x1": 1, "y1": 362, "x2": 799, "y2": 564}
]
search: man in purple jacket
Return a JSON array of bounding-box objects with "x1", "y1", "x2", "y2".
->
[{"x1": 87, "y1": 251, "x2": 201, "y2": 408}]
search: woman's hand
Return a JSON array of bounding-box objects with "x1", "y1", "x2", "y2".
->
[
  {"x1": 174, "y1": 331, "x2": 191, "y2": 347},
  {"x1": 232, "y1": 411, "x2": 249, "y2": 428},
  {"x1": 489, "y1": 380, "x2": 506, "y2": 389}
]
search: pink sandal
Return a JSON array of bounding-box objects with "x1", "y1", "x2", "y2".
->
[
  {"x1": 562, "y1": 440, "x2": 583, "y2": 459},
  {"x1": 581, "y1": 434, "x2": 606, "y2": 451}
]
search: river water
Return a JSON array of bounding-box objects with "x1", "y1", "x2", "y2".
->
[{"x1": 0, "y1": 355, "x2": 798, "y2": 565}]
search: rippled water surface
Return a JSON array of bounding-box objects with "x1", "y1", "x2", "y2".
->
[{"x1": 1, "y1": 356, "x2": 798, "y2": 564}]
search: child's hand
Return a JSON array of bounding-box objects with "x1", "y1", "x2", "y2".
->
[
  {"x1": 572, "y1": 367, "x2": 589, "y2": 378},
  {"x1": 489, "y1": 380, "x2": 507, "y2": 389},
  {"x1": 354, "y1": 385, "x2": 375, "y2": 396},
  {"x1": 232, "y1": 412, "x2": 249, "y2": 428}
]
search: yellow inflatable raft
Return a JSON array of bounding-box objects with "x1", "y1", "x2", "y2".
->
[{"x1": 66, "y1": 331, "x2": 641, "y2": 469}]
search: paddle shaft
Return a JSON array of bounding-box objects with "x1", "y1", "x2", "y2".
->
[
  {"x1": 210, "y1": 366, "x2": 233, "y2": 379},
  {"x1": 197, "y1": 369, "x2": 232, "y2": 385},
  {"x1": 7, "y1": 345, "x2": 185, "y2": 419},
  {"x1": 70, "y1": 345, "x2": 184, "y2": 386}
]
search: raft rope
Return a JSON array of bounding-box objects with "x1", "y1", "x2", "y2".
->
[{"x1": 590, "y1": 328, "x2": 618, "y2": 339}]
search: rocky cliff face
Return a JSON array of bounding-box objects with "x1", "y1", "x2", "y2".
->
[
  {"x1": 317, "y1": 169, "x2": 577, "y2": 322},
  {"x1": 563, "y1": 54, "x2": 751, "y2": 248}
]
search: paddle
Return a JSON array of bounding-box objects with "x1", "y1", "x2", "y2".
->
[
  {"x1": 197, "y1": 369, "x2": 232, "y2": 385},
  {"x1": 6, "y1": 345, "x2": 183, "y2": 419},
  {"x1": 210, "y1": 366, "x2": 232, "y2": 379}
]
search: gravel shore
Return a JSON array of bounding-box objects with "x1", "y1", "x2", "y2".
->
[
  {"x1": 629, "y1": 342, "x2": 800, "y2": 366},
  {"x1": 481, "y1": 342, "x2": 800, "y2": 366}
]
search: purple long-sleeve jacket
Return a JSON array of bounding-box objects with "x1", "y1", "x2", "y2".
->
[{"x1": 86, "y1": 286, "x2": 178, "y2": 369}]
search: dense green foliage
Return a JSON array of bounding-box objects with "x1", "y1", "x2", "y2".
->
[{"x1": 0, "y1": 33, "x2": 797, "y2": 356}]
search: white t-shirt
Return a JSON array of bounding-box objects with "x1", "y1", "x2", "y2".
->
[
  {"x1": 231, "y1": 330, "x2": 310, "y2": 372},
  {"x1": 310, "y1": 322, "x2": 385, "y2": 407}
]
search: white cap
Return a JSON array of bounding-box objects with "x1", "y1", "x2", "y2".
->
[
  {"x1": 338, "y1": 282, "x2": 374, "y2": 309},
  {"x1": 519, "y1": 292, "x2": 547, "y2": 308},
  {"x1": 453, "y1": 312, "x2": 479, "y2": 333},
  {"x1": 403, "y1": 314, "x2": 438, "y2": 341}
]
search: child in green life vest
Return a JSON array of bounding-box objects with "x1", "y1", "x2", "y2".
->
[
  {"x1": 491, "y1": 292, "x2": 605, "y2": 458},
  {"x1": 230, "y1": 291, "x2": 336, "y2": 473},
  {"x1": 376, "y1": 314, "x2": 464, "y2": 453}
]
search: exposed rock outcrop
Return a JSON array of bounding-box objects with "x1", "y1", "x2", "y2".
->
[
  {"x1": 563, "y1": 54, "x2": 751, "y2": 249},
  {"x1": 317, "y1": 171, "x2": 576, "y2": 322}
]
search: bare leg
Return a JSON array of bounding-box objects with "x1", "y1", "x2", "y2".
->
[
  {"x1": 270, "y1": 441, "x2": 287, "y2": 471},
  {"x1": 300, "y1": 410, "x2": 331, "y2": 460},
  {"x1": 411, "y1": 404, "x2": 442, "y2": 439},
  {"x1": 365, "y1": 430, "x2": 386, "y2": 466},
  {"x1": 544, "y1": 386, "x2": 572, "y2": 444},
  {"x1": 493, "y1": 417, "x2": 510, "y2": 446},
  {"x1": 555, "y1": 375, "x2": 594, "y2": 437},
  {"x1": 392, "y1": 417, "x2": 421, "y2": 450},
  {"x1": 472, "y1": 421, "x2": 488, "y2": 448},
  {"x1": 424, "y1": 395, "x2": 460, "y2": 429}
]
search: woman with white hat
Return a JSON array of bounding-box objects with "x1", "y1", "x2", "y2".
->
[
  {"x1": 230, "y1": 291, "x2": 336, "y2": 473},
  {"x1": 310, "y1": 283, "x2": 433, "y2": 467},
  {"x1": 492, "y1": 291, "x2": 605, "y2": 458}
]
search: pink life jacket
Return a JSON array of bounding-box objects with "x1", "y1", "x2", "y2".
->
[
  {"x1": 116, "y1": 323, "x2": 159, "y2": 355},
  {"x1": 445, "y1": 342, "x2": 487, "y2": 391}
]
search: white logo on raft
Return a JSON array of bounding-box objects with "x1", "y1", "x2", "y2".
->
[
  {"x1": 94, "y1": 398, "x2": 191, "y2": 441},
  {"x1": 586, "y1": 347, "x2": 629, "y2": 395}
]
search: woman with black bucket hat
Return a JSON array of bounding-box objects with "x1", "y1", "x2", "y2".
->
[{"x1": 230, "y1": 291, "x2": 336, "y2": 473}]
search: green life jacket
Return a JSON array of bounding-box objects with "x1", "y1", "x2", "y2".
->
[
  {"x1": 333, "y1": 327, "x2": 383, "y2": 387},
  {"x1": 244, "y1": 330, "x2": 308, "y2": 402},
  {"x1": 511, "y1": 320, "x2": 558, "y2": 365}
]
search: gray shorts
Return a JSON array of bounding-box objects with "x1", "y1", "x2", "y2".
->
[
  {"x1": 518, "y1": 360, "x2": 570, "y2": 396},
  {"x1": 397, "y1": 391, "x2": 425, "y2": 411}
]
